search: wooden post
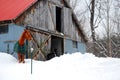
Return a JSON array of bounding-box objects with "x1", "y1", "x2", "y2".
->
[{"x1": 30, "y1": 48, "x2": 34, "y2": 74}]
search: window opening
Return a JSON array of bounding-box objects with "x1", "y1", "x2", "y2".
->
[
  {"x1": 0, "y1": 25, "x2": 8, "y2": 34},
  {"x1": 72, "y1": 41, "x2": 78, "y2": 48},
  {"x1": 56, "y1": 6, "x2": 62, "y2": 32}
]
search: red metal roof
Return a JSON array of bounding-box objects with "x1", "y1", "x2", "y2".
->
[{"x1": 0, "y1": 0, "x2": 37, "y2": 21}]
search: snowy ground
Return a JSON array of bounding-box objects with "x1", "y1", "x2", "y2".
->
[{"x1": 0, "y1": 52, "x2": 120, "y2": 80}]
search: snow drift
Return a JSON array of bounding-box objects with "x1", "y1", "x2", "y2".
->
[{"x1": 0, "y1": 52, "x2": 120, "y2": 80}]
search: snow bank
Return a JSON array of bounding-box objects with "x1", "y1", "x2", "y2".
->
[
  {"x1": 0, "y1": 52, "x2": 17, "y2": 63},
  {"x1": 0, "y1": 52, "x2": 120, "y2": 80}
]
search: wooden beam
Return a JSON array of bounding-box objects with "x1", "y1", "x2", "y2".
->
[{"x1": 28, "y1": 26, "x2": 64, "y2": 38}]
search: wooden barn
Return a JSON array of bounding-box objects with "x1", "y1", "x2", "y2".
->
[{"x1": 0, "y1": 0, "x2": 87, "y2": 60}]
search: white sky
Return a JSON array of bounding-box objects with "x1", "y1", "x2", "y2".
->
[{"x1": 1, "y1": 52, "x2": 120, "y2": 80}]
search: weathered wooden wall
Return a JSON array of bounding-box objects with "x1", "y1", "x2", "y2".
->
[
  {"x1": 15, "y1": 0, "x2": 82, "y2": 42},
  {"x1": 62, "y1": 7, "x2": 81, "y2": 42},
  {"x1": 48, "y1": 0, "x2": 64, "y2": 7},
  {"x1": 24, "y1": 1, "x2": 50, "y2": 30}
]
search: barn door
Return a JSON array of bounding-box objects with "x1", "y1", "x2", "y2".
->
[
  {"x1": 61, "y1": 7, "x2": 72, "y2": 36},
  {"x1": 50, "y1": 36, "x2": 64, "y2": 57},
  {"x1": 28, "y1": 31, "x2": 51, "y2": 61}
]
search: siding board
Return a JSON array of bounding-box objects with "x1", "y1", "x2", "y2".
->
[
  {"x1": 47, "y1": 2, "x2": 56, "y2": 31},
  {"x1": 24, "y1": 1, "x2": 47, "y2": 29},
  {"x1": 0, "y1": 24, "x2": 24, "y2": 54},
  {"x1": 62, "y1": 7, "x2": 72, "y2": 37}
]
